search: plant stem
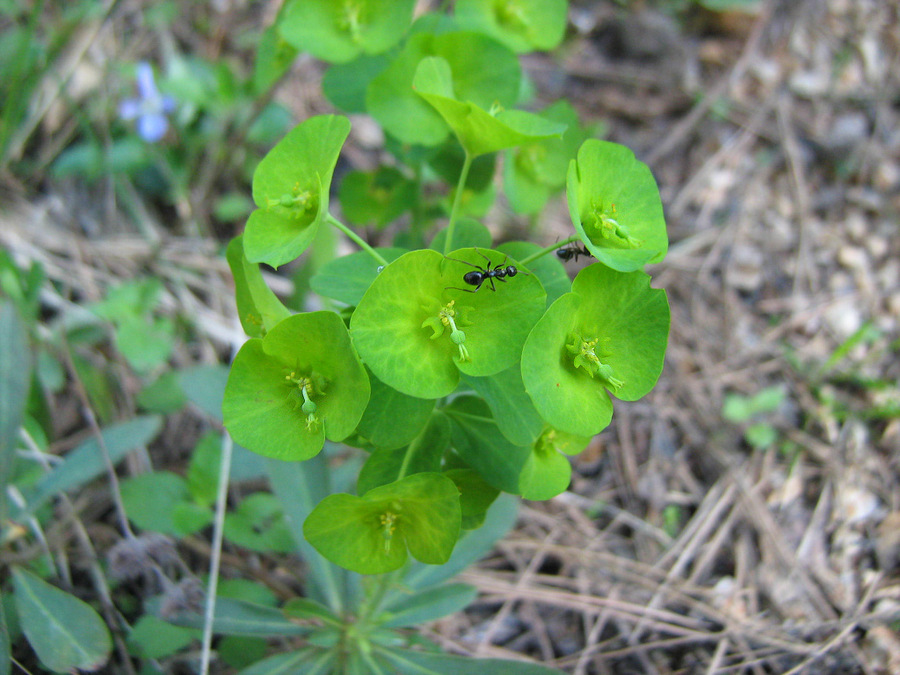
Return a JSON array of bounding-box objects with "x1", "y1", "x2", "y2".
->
[
  {"x1": 442, "y1": 151, "x2": 473, "y2": 255},
  {"x1": 327, "y1": 214, "x2": 389, "y2": 266},
  {"x1": 518, "y1": 234, "x2": 583, "y2": 267}
]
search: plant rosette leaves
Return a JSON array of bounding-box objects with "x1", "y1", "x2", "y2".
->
[
  {"x1": 455, "y1": 0, "x2": 569, "y2": 53},
  {"x1": 243, "y1": 115, "x2": 350, "y2": 269},
  {"x1": 366, "y1": 31, "x2": 521, "y2": 146},
  {"x1": 413, "y1": 56, "x2": 566, "y2": 158},
  {"x1": 350, "y1": 248, "x2": 546, "y2": 399},
  {"x1": 567, "y1": 139, "x2": 668, "y2": 272},
  {"x1": 521, "y1": 264, "x2": 669, "y2": 437},
  {"x1": 279, "y1": 0, "x2": 416, "y2": 64},
  {"x1": 223, "y1": 312, "x2": 370, "y2": 461},
  {"x1": 303, "y1": 472, "x2": 461, "y2": 574}
]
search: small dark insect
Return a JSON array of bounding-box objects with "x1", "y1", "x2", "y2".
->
[
  {"x1": 445, "y1": 248, "x2": 526, "y2": 293},
  {"x1": 556, "y1": 242, "x2": 593, "y2": 263}
]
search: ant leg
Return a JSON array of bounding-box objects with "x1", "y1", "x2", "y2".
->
[
  {"x1": 444, "y1": 255, "x2": 484, "y2": 271},
  {"x1": 444, "y1": 285, "x2": 480, "y2": 293}
]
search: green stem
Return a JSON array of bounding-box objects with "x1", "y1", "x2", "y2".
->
[
  {"x1": 442, "y1": 151, "x2": 473, "y2": 255},
  {"x1": 518, "y1": 234, "x2": 583, "y2": 267},
  {"x1": 327, "y1": 214, "x2": 389, "y2": 267}
]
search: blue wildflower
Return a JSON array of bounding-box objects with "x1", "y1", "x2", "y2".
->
[{"x1": 119, "y1": 62, "x2": 175, "y2": 142}]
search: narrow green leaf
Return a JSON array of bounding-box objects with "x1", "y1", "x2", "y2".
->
[
  {"x1": 381, "y1": 583, "x2": 477, "y2": 628},
  {"x1": 376, "y1": 646, "x2": 567, "y2": 674},
  {"x1": 0, "y1": 302, "x2": 30, "y2": 525},
  {"x1": 20, "y1": 416, "x2": 163, "y2": 517},
  {"x1": 12, "y1": 567, "x2": 112, "y2": 672},
  {"x1": 237, "y1": 648, "x2": 335, "y2": 675},
  {"x1": 461, "y1": 364, "x2": 543, "y2": 446},
  {"x1": 158, "y1": 596, "x2": 310, "y2": 637},
  {"x1": 356, "y1": 372, "x2": 436, "y2": 451}
]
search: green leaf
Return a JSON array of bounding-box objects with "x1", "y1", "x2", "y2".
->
[
  {"x1": 442, "y1": 468, "x2": 499, "y2": 529},
  {"x1": 225, "y1": 493, "x2": 295, "y2": 553},
  {"x1": 323, "y1": 53, "x2": 391, "y2": 113},
  {"x1": 429, "y1": 218, "x2": 492, "y2": 252},
  {"x1": 461, "y1": 364, "x2": 543, "y2": 446},
  {"x1": 518, "y1": 441, "x2": 571, "y2": 501},
  {"x1": 350, "y1": 248, "x2": 545, "y2": 398},
  {"x1": 279, "y1": 0, "x2": 416, "y2": 63},
  {"x1": 413, "y1": 56, "x2": 566, "y2": 158},
  {"x1": 310, "y1": 248, "x2": 408, "y2": 306},
  {"x1": 120, "y1": 471, "x2": 194, "y2": 536},
  {"x1": 265, "y1": 456, "x2": 348, "y2": 611},
  {"x1": 357, "y1": 412, "x2": 449, "y2": 495},
  {"x1": 253, "y1": 23, "x2": 298, "y2": 95},
  {"x1": 521, "y1": 265, "x2": 669, "y2": 436},
  {"x1": 366, "y1": 31, "x2": 521, "y2": 146},
  {"x1": 115, "y1": 314, "x2": 175, "y2": 372},
  {"x1": 12, "y1": 567, "x2": 112, "y2": 672},
  {"x1": 381, "y1": 583, "x2": 477, "y2": 628},
  {"x1": 223, "y1": 312, "x2": 370, "y2": 461},
  {"x1": 20, "y1": 416, "x2": 162, "y2": 517},
  {"x1": 186, "y1": 431, "x2": 222, "y2": 507},
  {"x1": 126, "y1": 616, "x2": 195, "y2": 659},
  {"x1": 236, "y1": 649, "x2": 331, "y2": 675},
  {"x1": 282, "y1": 598, "x2": 341, "y2": 627},
  {"x1": 455, "y1": 0, "x2": 569, "y2": 53},
  {"x1": 376, "y1": 646, "x2": 567, "y2": 674},
  {"x1": 567, "y1": 139, "x2": 668, "y2": 271},
  {"x1": 497, "y1": 240, "x2": 571, "y2": 308},
  {"x1": 159, "y1": 596, "x2": 309, "y2": 637},
  {"x1": 0, "y1": 302, "x2": 30, "y2": 524},
  {"x1": 178, "y1": 364, "x2": 229, "y2": 421},
  {"x1": 136, "y1": 371, "x2": 187, "y2": 413},
  {"x1": 304, "y1": 472, "x2": 461, "y2": 574},
  {"x1": 339, "y1": 167, "x2": 417, "y2": 228},
  {"x1": 444, "y1": 396, "x2": 531, "y2": 494},
  {"x1": 356, "y1": 372, "x2": 436, "y2": 451},
  {"x1": 504, "y1": 100, "x2": 593, "y2": 214},
  {"x1": 244, "y1": 115, "x2": 351, "y2": 268},
  {"x1": 226, "y1": 235, "x2": 291, "y2": 337}
]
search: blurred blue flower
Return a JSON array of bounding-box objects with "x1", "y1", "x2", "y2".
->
[{"x1": 119, "y1": 62, "x2": 175, "y2": 142}]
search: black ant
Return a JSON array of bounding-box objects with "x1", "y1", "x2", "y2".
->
[
  {"x1": 445, "y1": 248, "x2": 527, "y2": 293},
  {"x1": 555, "y1": 242, "x2": 593, "y2": 263}
]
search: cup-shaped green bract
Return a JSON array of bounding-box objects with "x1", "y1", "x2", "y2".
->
[
  {"x1": 303, "y1": 472, "x2": 461, "y2": 574},
  {"x1": 413, "y1": 56, "x2": 566, "y2": 158},
  {"x1": 567, "y1": 139, "x2": 668, "y2": 272},
  {"x1": 350, "y1": 248, "x2": 546, "y2": 399},
  {"x1": 279, "y1": 0, "x2": 416, "y2": 64},
  {"x1": 366, "y1": 31, "x2": 521, "y2": 147},
  {"x1": 243, "y1": 115, "x2": 350, "y2": 269},
  {"x1": 223, "y1": 312, "x2": 370, "y2": 461},
  {"x1": 518, "y1": 427, "x2": 591, "y2": 501},
  {"x1": 521, "y1": 264, "x2": 669, "y2": 437},
  {"x1": 455, "y1": 0, "x2": 568, "y2": 53}
]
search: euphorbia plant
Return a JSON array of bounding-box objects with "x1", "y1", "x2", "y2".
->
[{"x1": 217, "y1": 1, "x2": 670, "y2": 671}]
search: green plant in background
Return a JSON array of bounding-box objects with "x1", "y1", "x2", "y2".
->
[{"x1": 0, "y1": 1, "x2": 671, "y2": 673}]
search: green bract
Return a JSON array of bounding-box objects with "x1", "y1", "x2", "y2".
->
[
  {"x1": 279, "y1": 0, "x2": 416, "y2": 64},
  {"x1": 455, "y1": 0, "x2": 568, "y2": 53},
  {"x1": 567, "y1": 139, "x2": 669, "y2": 272},
  {"x1": 303, "y1": 472, "x2": 461, "y2": 574},
  {"x1": 243, "y1": 115, "x2": 350, "y2": 268},
  {"x1": 223, "y1": 312, "x2": 370, "y2": 461},
  {"x1": 413, "y1": 56, "x2": 566, "y2": 158},
  {"x1": 350, "y1": 248, "x2": 546, "y2": 399},
  {"x1": 521, "y1": 264, "x2": 669, "y2": 437},
  {"x1": 518, "y1": 427, "x2": 590, "y2": 501},
  {"x1": 504, "y1": 101, "x2": 593, "y2": 215},
  {"x1": 366, "y1": 31, "x2": 521, "y2": 146}
]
